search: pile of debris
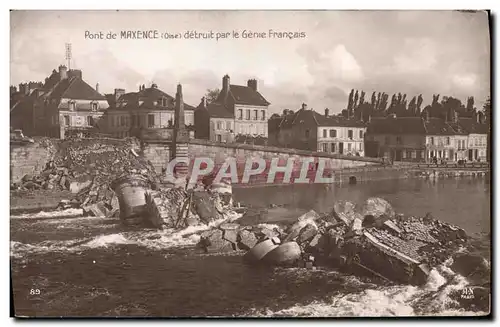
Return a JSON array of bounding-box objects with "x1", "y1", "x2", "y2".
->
[
  {"x1": 11, "y1": 137, "x2": 160, "y2": 217},
  {"x1": 195, "y1": 197, "x2": 469, "y2": 286}
]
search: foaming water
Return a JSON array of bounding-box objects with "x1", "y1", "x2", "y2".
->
[
  {"x1": 10, "y1": 179, "x2": 490, "y2": 317},
  {"x1": 11, "y1": 208, "x2": 84, "y2": 219},
  {"x1": 248, "y1": 263, "x2": 487, "y2": 317}
]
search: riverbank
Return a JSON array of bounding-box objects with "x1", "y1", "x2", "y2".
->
[{"x1": 10, "y1": 177, "x2": 491, "y2": 317}]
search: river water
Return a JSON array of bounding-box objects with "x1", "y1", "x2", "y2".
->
[{"x1": 10, "y1": 178, "x2": 491, "y2": 317}]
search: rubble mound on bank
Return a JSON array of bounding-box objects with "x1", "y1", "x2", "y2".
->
[
  {"x1": 195, "y1": 197, "x2": 469, "y2": 286},
  {"x1": 11, "y1": 137, "x2": 160, "y2": 215}
]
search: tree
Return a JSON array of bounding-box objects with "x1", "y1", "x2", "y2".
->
[
  {"x1": 371, "y1": 92, "x2": 376, "y2": 109},
  {"x1": 416, "y1": 94, "x2": 423, "y2": 113},
  {"x1": 205, "y1": 88, "x2": 220, "y2": 104},
  {"x1": 353, "y1": 90, "x2": 359, "y2": 109},
  {"x1": 347, "y1": 89, "x2": 354, "y2": 111},
  {"x1": 483, "y1": 97, "x2": 491, "y2": 162},
  {"x1": 466, "y1": 96, "x2": 475, "y2": 112},
  {"x1": 408, "y1": 96, "x2": 417, "y2": 116},
  {"x1": 359, "y1": 91, "x2": 365, "y2": 106}
]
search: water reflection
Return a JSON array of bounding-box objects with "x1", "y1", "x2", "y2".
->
[{"x1": 233, "y1": 178, "x2": 491, "y2": 235}]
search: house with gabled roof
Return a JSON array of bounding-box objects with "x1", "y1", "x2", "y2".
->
[
  {"x1": 194, "y1": 97, "x2": 235, "y2": 143},
  {"x1": 270, "y1": 103, "x2": 366, "y2": 155},
  {"x1": 103, "y1": 83, "x2": 196, "y2": 139},
  {"x1": 10, "y1": 65, "x2": 109, "y2": 138},
  {"x1": 214, "y1": 75, "x2": 270, "y2": 138},
  {"x1": 365, "y1": 109, "x2": 489, "y2": 162}
]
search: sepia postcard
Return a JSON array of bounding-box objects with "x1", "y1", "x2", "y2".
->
[{"x1": 9, "y1": 9, "x2": 491, "y2": 318}]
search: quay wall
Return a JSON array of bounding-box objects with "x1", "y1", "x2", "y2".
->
[{"x1": 10, "y1": 139, "x2": 58, "y2": 183}]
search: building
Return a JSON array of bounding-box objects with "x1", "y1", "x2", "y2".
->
[
  {"x1": 194, "y1": 97, "x2": 235, "y2": 143},
  {"x1": 270, "y1": 103, "x2": 366, "y2": 155},
  {"x1": 10, "y1": 65, "x2": 109, "y2": 138},
  {"x1": 215, "y1": 75, "x2": 270, "y2": 138},
  {"x1": 365, "y1": 110, "x2": 489, "y2": 162},
  {"x1": 103, "y1": 83, "x2": 195, "y2": 139}
]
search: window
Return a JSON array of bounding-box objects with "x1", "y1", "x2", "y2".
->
[
  {"x1": 69, "y1": 101, "x2": 76, "y2": 111},
  {"x1": 347, "y1": 143, "x2": 352, "y2": 151},
  {"x1": 91, "y1": 102, "x2": 98, "y2": 111},
  {"x1": 148, "y1": 114, "x2": 155, "y2": 128},
  {"x1": 305, "y1": 129, "x2": 310, "y2": 138},
  {"x1": 348, "y1": 130, "x2": 353, "y2": 139},
  {"x1": 238, "y1": 109, "x2": 243, "y2": 120},
  {"x1": 87, "y1": 116, "x2": 94, "y2": 126},
  {"x1": 226, "y1": 121, "x2": 232, "y2": 131},
  {"x1": 261, "y1": 110, "x2": 266, "y2": 121},
  {"x1": 64, "y1": 115, "x2": 70, "y2": 126},
  {"x1": 120, "y1": 116, "x2": 125, "y2": 127},
  {"x1": 359, "y1": 130, "x2": 364, "y2": 139},
  {"x1": 217, "y1": 134, "x2": 222, "y2": 142},
  {"x1": 254, "y1": 110, "x2": 258, "y2": 120},
  {"x1": 331, "y1": 143, "x2": 336, "y2": 153},
  {"x1": 430, "y1": 137, "x2": 434, "y2": 145},
  {"x1": 330, "y1": 129, "x2": 337, "y2": 138},
  {"x1": 475, "y1": 138, "x2": 479, "y2": 146},
  {"x1": 446, "y1": 137, "x2": 450, "y2": 145},
  {"x1": 323, "y1": 129, "x2": 327, "y2": 138},
  {"x1": 322, "y1": 143, "x2": 328, "y2": 152},
  {"x1": 385, "y1": 136, "x2": 390, "y2": 145},
  {"x1": 217, "y1": 121, "x2": 222, "y2": 130},
  {"x1": 406, "y1": 150, "x2": 412, "y2": 159},
  {"x1": 396, "y1": 136, "x2": 402, "y2": 145}
]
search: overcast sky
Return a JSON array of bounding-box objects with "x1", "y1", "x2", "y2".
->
[{"x1": 10, "y1": 10, "x2": 490, "y2": 114}]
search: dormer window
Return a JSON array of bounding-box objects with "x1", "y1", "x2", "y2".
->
[
  {"x1": 158, "y1": 97, "x2": 167, "y2": 107},
  {"x1": 69, "y1": 100, "x2": 76, "y2": 111},
  {"x1": 91, "y1": 102, "x2": 98, "y2": 111}
]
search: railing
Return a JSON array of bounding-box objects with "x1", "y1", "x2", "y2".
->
[{"x1": 411, "y1": 162, "x2": 489, "y2": 169}]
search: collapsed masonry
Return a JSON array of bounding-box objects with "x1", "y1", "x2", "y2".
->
[{"x1": 196, "y1": 197, "x2": 469, "y2": 286}]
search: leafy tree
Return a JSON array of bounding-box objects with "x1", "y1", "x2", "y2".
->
[
  {"x1": 408, "y1": 96, "x2": 417, "y2": 115},
  {"x1": 371, "y1": 92, "x2": 376, "y2": 109},
  {"x1": 353, "y1": 90, "x2": 359, "y2": 109},
  {"x1": 359, "y1": 91, "x2": 365, "y2": 105},
  {"x1": 347, "y1": 89, "x2": 354, "y2": 111},
  {"x1": 205, "y1": 88, "x2": 220, "y2": 104},
  {"x1": 466, "y1": 96, "x2": 475, "y2": 112}
]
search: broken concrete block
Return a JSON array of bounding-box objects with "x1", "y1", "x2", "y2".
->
[
  {"x1": 263, "y1": 241, "x2": 302, "y2": 266},
  {"x1": 83, "y1": 202, "x2": 108, "y2": 217},
  {"x1": 223, "y1": 229, "x2": 238, "y2": 244},
  {"x1": 237, "y1": 230, "x2": 258, "y2": 250},
  {"x1": 297, "y1": 223, "x2": 318, "y2": 244},
  {"x1": 362, "y1": 197, "x2": 395, "y2": 221}
]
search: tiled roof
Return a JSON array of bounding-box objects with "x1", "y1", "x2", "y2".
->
[
  {"x1": 458, "y1": 118, "x2": 489, "y2": 134},
  {"x1": 423, "y1": 117, "x2": 456, "y2": 135},
  {"x1": 226, "y1": 84, "x2": 270, "y2": 106},
  {"x1": 277, "y1": 109, "x2": 365, "y2": 129},
  {"x1": 206, "y1": 102, "x2": 234, "y2": 119},
  {"x1": 115, "y1": 87, "x2": 195, "y2": 111},
  {"x1": 366, "y1": 116, "x2": 486, "y2": 136},
  {"x1": 48, "y1": 77, "x2": 106, "y2": 101},
  {"x1": 367, "y1": 117, "x2": 426, "y2": 134}
]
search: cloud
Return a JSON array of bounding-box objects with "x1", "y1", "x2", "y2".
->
[{"x1": 393, "y1": 38, "x2": 437, "y2": 73}]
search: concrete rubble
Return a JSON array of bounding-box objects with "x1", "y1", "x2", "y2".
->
[{"x1": 194, "y1": 196, "x2": 470, "y2": 286}]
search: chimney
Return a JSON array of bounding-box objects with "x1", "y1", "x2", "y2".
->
[
  {"x1": 95, "y1": 83, "x2": 99, "y2": 94},
  {"x1": 247, "y1": 79, "x2": 257, "y2": 92},
  {"x1": 114, "y1": 88, "x2": 125, "y2": 102},
  {"x1": 222, "y1": 74, "x2": 230, "y2": 104},
  {"x1": 174, "y1": 84, "x2": 185, "y2": 131},
  {"x1": 324, "y1": 108, "x2": 330, "y2": 118},
  {"x1": 58, "y1": 65, "x2": 68, "y2": 80},
  {"x1": 302, "y1": 103, "x2": 308, "y2": 110}
]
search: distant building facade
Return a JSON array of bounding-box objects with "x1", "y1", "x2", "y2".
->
[
  {"x1": 10, "y1": 65, "x2": 108, "y2": 138},
  {"x1": 103, "y1": 83, "x2": 195, "y2": 139},
  {"x1": 365, "y1": 110, "x2": 488, "y2": 162},
  {"x1": 194, "y1": 75, "x2": 270, "y2": 143},
  {"x1": 194, "y1": 97, "x2": 235, "y2": 143},
  {"x1": 269, "y1": 104, "x2": 366, "y2": 155}
]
